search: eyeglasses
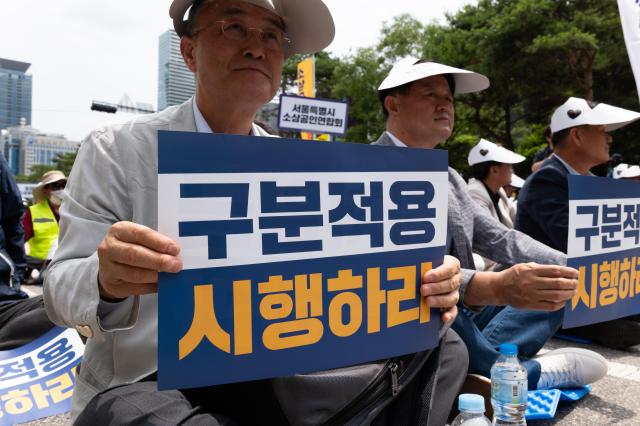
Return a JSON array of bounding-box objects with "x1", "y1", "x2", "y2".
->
[
  {"x1": 192, "y1": 20, "x2": 290, "y2": 51},
  {"x1": 45, "y1": 181, "x2": 66, "y2": 191}
]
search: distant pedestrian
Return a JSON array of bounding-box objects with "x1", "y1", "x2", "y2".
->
[{"x1": 23, "y1": 170, "x2": 66, "y2": 282}]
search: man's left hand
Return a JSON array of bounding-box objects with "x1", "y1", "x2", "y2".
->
[{"x1": 420, "y1": 255, "x2": 461, "y2": 324}]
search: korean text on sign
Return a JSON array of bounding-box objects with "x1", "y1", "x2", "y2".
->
[
  {"x1": 564, "y1": 175, "x2": 640, "y2": 328},
  {"x1": 0, "y1": 327, "x2": 84, "y2": 425},
  {"x1": 157, "y1": 132, "x2": 448, "y2": 390}
]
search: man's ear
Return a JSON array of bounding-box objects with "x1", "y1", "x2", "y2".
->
[
  {"x1": 384, "y1": 95, "x2": 400, "y2": 118},
  {"x1": 569, "y1": 126, "x2": 584, "y2": 148},
  {"x1": 180, "y1": 36, "x2": 197, "y2": 73}
]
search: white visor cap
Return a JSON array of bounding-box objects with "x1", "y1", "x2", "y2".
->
[
  {"x1": 550, "y1": 97, "x2": 640, "y2": 134},
  {"x1": 377, "y1": 57, "x2": 490, "y2": 94},
  {"x1": 613, "y1": 163, "x2": 629, "y2": 179},
  {"x1": 618, "y1": 164, "x2": 640, "y2": 179},
  {"x1": 169, "y1": 0, "x2": 335, "y2": 57},
  {"x1": 468, "y1": 138, "x2": 525, "y2": 166},
  {"x1": 510, "y1": 173, "x2": 525, "y2": 189}
]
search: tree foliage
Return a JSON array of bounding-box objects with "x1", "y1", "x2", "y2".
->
[
  {"x1": 283, "y1": 0, "x2": 639, "y2": 177},
  {"x1": 15, "y1": 150, "x2": 78, "y2": 182}
]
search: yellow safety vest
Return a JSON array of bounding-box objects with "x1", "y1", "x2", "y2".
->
[{"x1": 28, "y1": 200, "x2": 59, "y2": 260}]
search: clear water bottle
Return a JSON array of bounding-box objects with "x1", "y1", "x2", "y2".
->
[
  {"x1": 451, "y1": 394, "x2": 492, "y2": 426},
  {"x1": 490, "y1": 343, "x2": 527, "y2": 425}
]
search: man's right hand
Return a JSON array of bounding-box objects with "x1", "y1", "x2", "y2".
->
[
  {"x1": 496, "y1": 263, "x2": 578, "y2": 311},
  {"x1": 97, "y1": 221, "x2": 183, "y2": 300}
]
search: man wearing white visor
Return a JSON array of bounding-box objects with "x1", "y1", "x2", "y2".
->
[
  {"x1": 517, "y1": 97, "x2": 640, "y2": 349},
  {"x1": 467, "y1": 139, "x2": 525, "y2": 271},
  {"x1": 45, "y1": 2, "x2": 466, "y2": 424},
  {"x1": 372, "y1": 58, "x2": 607, "y2": 401}
]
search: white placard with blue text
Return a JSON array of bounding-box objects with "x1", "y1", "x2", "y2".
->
[
  {"x1": 157, "y1": 132, "x2": 448, "y2": 390},
  {"x1": 0, "y1": 327, "x2": 83, "y2": 425},
  {"x1": 278, "y1": 94, "x2": 349, "y2": 136}
]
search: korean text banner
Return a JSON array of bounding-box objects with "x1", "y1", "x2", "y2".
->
[
  {"x1": 0, "y1": 327, "x2": 84, "y2": 425},
  {"x1": 157, "y1": 132, "x2": 448, "y2": 390},
  {"x1": 564, "y1": 175, "x2": 640, "y2": 329},
  {"x1": 278, "y1": 94, "x2": 349, "y2": 136}
]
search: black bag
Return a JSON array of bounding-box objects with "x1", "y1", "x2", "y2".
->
[{"x1": 272, "y1": 344, "x2": 443, "y2": 426}]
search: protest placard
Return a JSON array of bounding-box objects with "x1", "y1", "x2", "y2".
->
[
  {"x1": 157, "y1": 132, "x2": 447, "y2": 389},
  {"x1": 564, "y1": 175, "x2": 640, "y2": 328},
  {"x1": 0, "y1": 327, "x2": 83, "y2": 425}
]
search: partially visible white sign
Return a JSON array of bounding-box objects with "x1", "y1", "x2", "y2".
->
[
  {"x1": 18, "y1": 183, "x2": 38, "y2": 202},
  {"x1": 278, "y1": 94, "x2": 349, "y2": 136},
  {"x1": 618, "y1": 0, "x2": 640, "y2": 101}
]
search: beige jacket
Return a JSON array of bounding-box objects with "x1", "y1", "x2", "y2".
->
[
  {"x1": 467, "y1": 178, "x2": 517, "y2": 271},
  {"x1": 44, "y1": 99, "x2": 273, "y2": 418}
]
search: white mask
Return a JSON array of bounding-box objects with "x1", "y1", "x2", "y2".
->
[{"x1": 50, "y1": 190, "x2": 65, "y2": 205}]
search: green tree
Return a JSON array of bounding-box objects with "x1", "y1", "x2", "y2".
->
[{"x1": 52, "y1": 151, "x2": 77, "y2": 176}]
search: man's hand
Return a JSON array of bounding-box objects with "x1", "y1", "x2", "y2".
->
[
  {"x1": 97, "y1": 221, "x2": 183, "y2": 300},
  {"x1": 420, "y1": 255, "x2": 461, "y2": 323},
  {"x1": 496, "y1": 263, "x2": 578, "y2": 311}
]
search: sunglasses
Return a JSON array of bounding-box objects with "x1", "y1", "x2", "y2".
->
[{"x1": 45, "y1": 181, "x2": 66, "y2": 191}]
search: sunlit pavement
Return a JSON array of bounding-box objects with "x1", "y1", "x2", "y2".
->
[{"x1": 19, "y1": 286, "x2": 640, "y2": 425}]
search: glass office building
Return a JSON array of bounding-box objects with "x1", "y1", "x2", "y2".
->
[
  {"x1": 158, "y1": 30, "x2": 195, "y2": 111},
  {"x1": 0, "y1": 58, "x2": 32, "y2": 131}
]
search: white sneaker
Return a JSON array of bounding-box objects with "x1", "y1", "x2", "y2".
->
[{"x1": 536, "y1": 347, "x2": 608, "y2": 389}]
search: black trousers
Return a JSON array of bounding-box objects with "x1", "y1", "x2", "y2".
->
[
  {"x1": 75, "y1": 330, "x2": 468, "y2": 426},
  {"x1": 0, "y1": 295, "x2": 54, "y2": 350}
]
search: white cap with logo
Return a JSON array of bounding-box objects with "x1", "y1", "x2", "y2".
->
[
  {"x1": 378, "y1": 57, "x2": 490, "y2": 94},
  {"x1": 468, "y1": 138, "x2": 525, "y2": 166},
  {"x1": 510, "y1": 173, "x2": 525, "y2": 189},
  {"x1": 550, "y1": 97, "x2": 640, "y2": 134},
  {"x1": 613, "y1": 163, "x2": 640, "y2": 179},
  {"x1": 169, "y1": 0, "x2": 335, "y2": 57}
]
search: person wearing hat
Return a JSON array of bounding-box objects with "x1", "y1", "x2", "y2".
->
[
  {"x1": 22, "y1": 171, "x2": 66, "y2": 271},
  {"x1": 517, "y1": 97, "x2": 640, "y2": 349},
  {"x1": 372, "y1": 58, "x2": 607, "y2": 400},
  {"x1": 44, "y1": 3, "x2": 464, "y2": 424},
  {"x1": 467, "y1": 139, "x2": 524, "y2": 271}
]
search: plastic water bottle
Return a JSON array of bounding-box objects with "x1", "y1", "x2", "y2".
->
[
  {"x1": 490, "y1": 343, "x2": 527, "y2": 425},
  {"x1": 451, "y1": 394, "x2": 492, "y2": 426}
]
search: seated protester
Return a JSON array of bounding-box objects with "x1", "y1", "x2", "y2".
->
[
  {"x1": 44, "y1": 2, "x2": 465, "y2": 425},
  {"x1": 22, "y1": 170, "x2": 66, "y2": 282},
  {"x1": 505, "y1": 173, "x2": 525, "y2": 203},
  {"x1": 517, "y1": 97, "x2": 640, "y2": 349},
  {"x1": 467, "y1": 139, "x2": 524, "y2": 271},
  {"x1": 372, "y1": 58, "x2": 607, "y2": 396}
]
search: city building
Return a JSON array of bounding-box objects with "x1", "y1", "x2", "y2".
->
[
  {"x1": 158, "y1": 30, "x2": 195, "y2": 111},
  {"x1": 0, "y1": 58, "x2": 32, "y2": 131},
  {"x1": 1, "y1": 121, "x2": 79, "y2": 176}
]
